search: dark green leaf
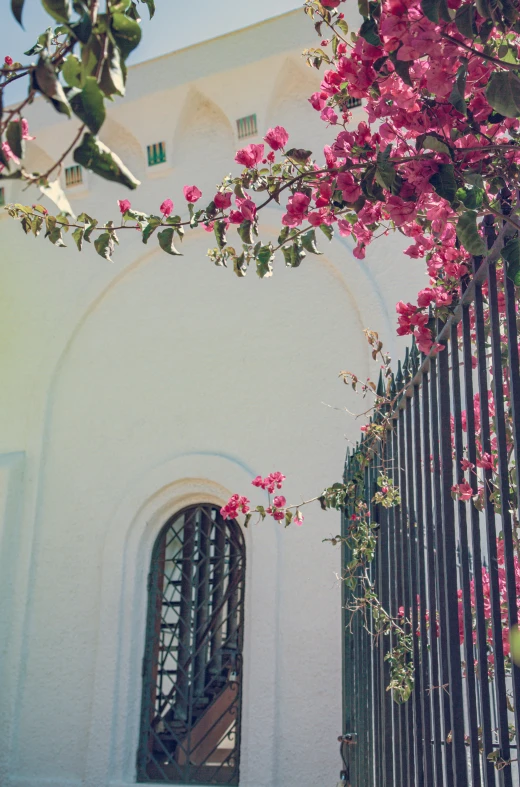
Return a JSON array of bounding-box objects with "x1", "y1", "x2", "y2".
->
[
  {"x1": 359, "y1": 17, "x2": 381, "y2": 46},
  {"x1": 456, "y1": 211, "x2": 487, "y2": 255},
  {"x1": 158, "y1": 227, "x2": 182, "y2": 256},
  {"x1": 11, "y1": 0, "x2": 25, "y2": 26},
  {"x1": 392, "y1": 58, "x2": 412, "y2": 86},
  {"x1": 73, "y1": 133, "x2": 140, "y2": 190},
  {"x1": 6, "y1": 121, "x2": 24, "y2": 160},
  {"x1": 256, "y1": 244, "x2": 274, "y2": 277},
  {"x1": 429, "y1": 163, "x2": 457, "y2": 204},
  {"x1": 141, "y1": 216, "x2": 161, "y2": 243},
  {"x1": 111, "y1": 12, "x2": 142, "y2": 60},
  {"x1": 70, "y1": 10, "x2": 92, "y2": 43},
  {"x1": 237, "y1": 220, "x2": 253, "y2": 245},
  {"x1": 41, "y1": 0, "x2": 72, "y2": 23},
  {"x1": 375, "y1": 145, "x2": 396, "y2": 190},
  {"x1": 503, "y1": 237, "x2": 520, "y2": 284},
  {"x1": 449, "y1": 61, "x2": 468, "y2": 116},
  {"x1": 486, "y1": 71, "x2": 520, "y2": 118},
  {"x1": 454, "y1": 4, "x2": 476, "y2": 37},
  {"x1": 358, "y1": 0, "x2": 369, "y2": 16},
  {"x1": 301, "y1": 229, "x2": 323, "y2": 255},
  {"x1": 421, "y1": 0, "x2": 440, "y2": 22},
  {"x1": 233, "y1": 253, "x2": 247, "y2": 277},
  {"x1": 213, "y1": 219, "x2": 228, "y2": 249},
  {"x1": 62, "y1": 55, "x2": 82, "y2": 88},
  {"x1": 456, "y1": 186, "x2": 484, "y2": 209},
  {"x1": 285, "y1": 148, "x2": 313, "y2": 165},
  {"x1": 70, "y1": 77, "x2": 106, "y2": 134},
  {"x1": 94, "y1": 231, "x2": 116, "y2": 261},
  {"x1": 0, "y1": 144, "x2": 10, "y2": 171},
  {"x1": 72, "y1": 227, "x2": 84, "y2": 251},
  {"x1": 31, "y1": 216, "x2": 44, "y2": 236},
  {"x1": 34, "y1": 56, "x2": 71, "y2": 117}
]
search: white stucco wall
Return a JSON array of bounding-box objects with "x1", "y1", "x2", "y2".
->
[{"x1": 0, "y1": 9, "x2": 428, "y2": 787}]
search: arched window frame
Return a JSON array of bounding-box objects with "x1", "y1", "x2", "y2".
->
[{"x1": 137, "y1": 504, "x2": 246, "y2": 784}]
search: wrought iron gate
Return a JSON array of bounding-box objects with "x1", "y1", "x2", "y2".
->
[
  {"x1": 341, "y1": 252, "x2": 520, "y2": 786},
  {"x1": 137, "y1": 504, "x2": 245, "y2": 784}
]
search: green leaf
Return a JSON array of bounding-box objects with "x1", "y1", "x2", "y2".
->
[
  {"x1": 111, "y1": 12, "x2": 142, "y2": 60},
  {"x1": 429, "y1": 164, "x2": 457, "y2": 204},
  {"x1": 454, "y1": 4, "x2": 476, "y2": 37},
  {"x1": 11, "y1": 0, "x2": 25, "y2": 26},
  {"x1": 449, "y1": 61, "x2": 468, "y2": 116},
  {"x1": 456, "y1": 211, "x2": 487, "y2": 255},
  {"x1": 421, "y1": 0, "x2": 440, "y2": 22},
  {"x1": 358, "y1": 0, "x2": 369, "y2": 16},
  {"x1": 456, "y1": 186, "x2": 484, "y2": 209},
  {"x1": 486, "y1": 71, "x2": 520, "y2": 118},
  {"x1": 320, "y1": 223, "x2": 334, "y2": 241},
  {"x1": 94, "y1": 232, "x2": 117, "y2": 261},
  {"x1": 416, "y1": 132, "x2": 452, "y2": 156},
  {"x1": 73, "y1": 133, "x2": 140, "y2": 190},
  {"x1": 48, "y1": 227, "x2": 66, "y2": 247},
  {"x1": 285, "y1": 148, "x2": 313, "y2": 165},
  {"x1": 139, "y1": 0, "x2": 155, "y2": 17},
  {"x1": 6, "y1": 120, "x2": 24, "y2": 160},
  {"x1": 283, "y1": 241, "x2": 306, "y2": 267},
  {"x1": 301, "y1": 229, "x2": 323, "y2": 255},
  {"x1": 62, "y1": 55, "x2": 82, "y2": 88},
  {"x1": 359, "y1": 17, "x2": 381, "y2": 46},
  {"x1": 70, "y1": 77, "x2": 106, "y2": 134},
  {"x1": 213, "y1": 219, "x2": 227, "y2": 250},
  {"x1": 70, "y1": 10, "x2": 92, "y2": 43},
  {"x1": 72, "y1": 227, "x2": 84, "y2": 251},
  {"x1": 34, "y1": 56, "x2": 71, "y2": 117},
  {"x1": 256, "y1": 244, "x2": 274, "y2": 277},
  {"x1": 233, "y1": 252, "x2": 247, "y2": 277},
  {"x1": 99, "y1": 43, "x2": 125, "y2": 97},
  {"x1": 392, "y1": 58, "x2": 412, "y2": 86},
  {"x1": 502, "y1": 237, "x2": 520, "y2": 284},
  {"x1": 41, "y1": 0, "x2": 72, "y2": 23},
  {"x1": 157, "y1": 227, "x2": 182, "y2": 256},
  {"x1": 237, "y1": 220, "x2": 253, "y2": 245}
]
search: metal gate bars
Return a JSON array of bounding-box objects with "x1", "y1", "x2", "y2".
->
[
  {"x1": 342, "y1": 254, "x2": 520, "y2": 786},
  {"x1": 137, "y1": 504, "x2": 246, "y2": 784}
]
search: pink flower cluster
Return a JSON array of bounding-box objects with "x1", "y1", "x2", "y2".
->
[
  {"x1": 220, "y1": 494, "x2": 251, "y2": 520},
  {"x1": 252, "y1": 471, "x2": 286, "y2": 493}
]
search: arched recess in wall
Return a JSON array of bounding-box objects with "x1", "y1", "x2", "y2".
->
[
  {"x1": 265, "y1": 57, "x2": 321, "y2": 139},
  {"x1": 7, "y1": 143, "x2": 55, "y2": 204},
  {"x1": 172, "y1": 88, "x2": 235, "y2": 174}
]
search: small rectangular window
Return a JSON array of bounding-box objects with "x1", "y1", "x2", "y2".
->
[
  {"x1": 0, "y1": 187, "x2": 5, "y2": 207},
  {"x1": 147, "y1": 142, "x2": 167, "y2": 166},
  {"x1": 236, "y1": 114, "x2": 257, "y2": 140},
  {"x1": 346, "y1": 97, "x2": 362, "y2": 109},
  {"x1": 65, "y1": 165, "x2": 83, "y2": 187}
]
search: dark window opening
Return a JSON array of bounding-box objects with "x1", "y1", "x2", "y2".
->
[{"x1": 137, "y1": 504, "x2": 246, "y2": 785}]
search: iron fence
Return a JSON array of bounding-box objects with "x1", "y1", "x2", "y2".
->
[{"x1": 341, "y1": 247, "x2": 520, "y2": 787}]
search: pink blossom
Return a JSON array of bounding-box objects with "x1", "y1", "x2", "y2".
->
[
  {"x1": 251, "y1": 472, "x2": 286, "y2": 494},
  {"x1": 309, "y1": 92, "x2": 328, "y2": 111},
  {"x1": 118, "y1": 199, "x2": 131, "y2": 214},
  {"x1": 220, "y1": 494, "x2": 251, "y2": 520},
  {"x1": 264, "y1": 126, "x2": 289, "y2": 151},
  {"x1": 282, "y1": 192, "x2": 311, "y2": 227},
  {"x1": 183, "y1": 185, "x2": 202, "y2": 203},
  {"x1": 294, "y1": 511, "x2": 304, "y2": 526},
  {"x1": 2, "y1": 141, "x2": 19, "y2": 165},
  {"x1": 336, "y1": 172, "x2": 361, "y2": 203},
  {"x1": 214, "y1": 191, "x2": 232, "y2": 210},
  {"x1": 273, "y1": 496, "x2": 286, "y2": 508},
  {"x1": 235, "y1": 143, "x2": 264, "y2": 168},
  {"x1": 4, "y1": 56, "x2": 13, "y2": 66},
  {"x1": 160, "y1": 199, "x2": 174, "y2": 216}
]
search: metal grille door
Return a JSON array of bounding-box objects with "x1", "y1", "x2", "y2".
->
[{"x1": 137, "y1": 505, "x2": 246, "y2": 784}]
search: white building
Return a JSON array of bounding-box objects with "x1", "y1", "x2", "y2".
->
[{"x1": 0, "y1": 9, "x2": 426, "y2": 787}]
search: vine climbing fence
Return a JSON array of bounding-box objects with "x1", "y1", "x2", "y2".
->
[{"x1": 340, "y1": 251, "x2": 520, "y2": 787}]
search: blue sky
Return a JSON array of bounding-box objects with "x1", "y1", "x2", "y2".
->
[{"x1": 2, "y1": 1, "x2": 301, "y2": 78}]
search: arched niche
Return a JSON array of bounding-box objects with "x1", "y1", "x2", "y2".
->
[
  {"x1": 173, "y1": 89, "x2": 235, "y2": 178},
  {"x1": 265, "y1": 57, "x2": 321, "y2": 139},
  {"x1": 99, "y1": 115, "x2": 146, "y2": 182}
]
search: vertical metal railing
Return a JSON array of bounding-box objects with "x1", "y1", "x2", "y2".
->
[{"x1": 341, "y1": 254, "x2": 520, "y2": 786}]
